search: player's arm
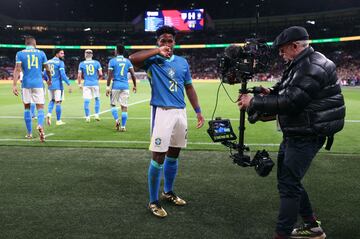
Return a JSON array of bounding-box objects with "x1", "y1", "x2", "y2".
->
[
  {"x1": 44, "y1": 63, "x2": 52, "y2": 87},
  {"x1": 129, "y1": 46, "x2": 171, "y2": 68},
  {"x1": 129, "y1": 67, "x2": 137, "y2": 93},
  {"x1": 60, "y1": 63, "x2": 70, "y2": 86},
  {"x1": 12, "y1": 63, "x2": 22, "y2": 96},
  {"x1": 106, "y1": 69, "x2": 113, "y2": 97},
  {"x1": 42, "y1": 69, "x2": 49, "y2": 81},
  {"x1": 42, "y1": 52, "x2": 51, "y2": 86},
  {"x1": 60, "y1": 63, "x2": 72, "y2": 93},
  {"x1": 185, "y1": 83, "x2": 205, "y2": 128},
  {"x1": 98, "y1": 66, "x2": 103, "y2": 81},
  {"x1": 77, "y1": 68, "x2": 83, "y2": 89}
]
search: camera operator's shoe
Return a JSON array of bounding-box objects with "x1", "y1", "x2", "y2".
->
[
  {"x1": 161, "y1": 191, "x2": 186, "y2": 206},
  {"x1": 148, "y1": 201, "x2": 167, "y2": 218},
  {"x1": 290, "y1": 221, "x2": 326, "y2": 239}
]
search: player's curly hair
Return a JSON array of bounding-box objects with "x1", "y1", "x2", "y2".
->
[
  {"x1": 156, "y1": 25, "x2": 176, "y2": 38},
  {"x1": 53, "y1": 49, "x2": 63, "y2": 55}
]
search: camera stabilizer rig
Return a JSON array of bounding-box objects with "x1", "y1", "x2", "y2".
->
[{"x1": 207, "y1": 39, "x2": 275, "y2": 177}]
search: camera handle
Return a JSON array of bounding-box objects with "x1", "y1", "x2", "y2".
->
[
  {"x1": 232, "y1": 76, "x2": 253, "y2": 166},
  {"x1": 238, "y1": 77, "x2": 251, "y2": 154}
]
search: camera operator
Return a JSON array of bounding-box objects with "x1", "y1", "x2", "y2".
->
[{"x1": 238, "y1": 26, "x2": 345, "y2": 239}]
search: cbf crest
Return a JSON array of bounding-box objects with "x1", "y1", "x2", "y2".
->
[{"x1": 168, "y1": 68, "x2": 175, "y2": 79}]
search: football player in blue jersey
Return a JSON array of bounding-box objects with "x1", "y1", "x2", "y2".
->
[
  {"x1": 12, "y1": 36, "x2": 51, "y2": 142},
  {"x1": 77, "y1": 49, "x2": 103, "y2": 122},
  {"x1": 130, "y1": 26, "x2": 205, "y2": 218},
  {"x1": 106, "y1": 44, "x2": 137, "y2": 132},
  {"x1": 46, "y1": 49, "x2": 72, "y2": 126}
]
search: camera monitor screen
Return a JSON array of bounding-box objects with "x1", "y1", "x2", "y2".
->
[
  {"x1": 213, "y1": 121, "x2": 232, "y2": 136},
  {"x1": 207, "y1": 119, "x2": 237, "y2": 143},
  {"x1": 144, "y1": 9, "x2": 204, "y2": 32}
]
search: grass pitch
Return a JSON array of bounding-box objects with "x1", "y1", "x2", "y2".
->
[
  {"x1": 0, "y1": 82, "x2": 359, "y2": 238},
  {"x1": 0, "y1": 81, "x2": 359, "y2": 153},
  {"x1": 0, "y1": 146, "x2": 359, "y2": 239}
]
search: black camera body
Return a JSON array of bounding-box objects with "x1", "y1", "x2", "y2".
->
[
  {"x1": 219, "y1": 39, "x2": 271, "y2": 85},
  {"x1": 207, "y1": 39, "x2": 275, "y2": 177}
]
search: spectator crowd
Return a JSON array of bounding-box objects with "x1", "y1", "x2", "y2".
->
[{"x1": 1, "y1": 44, "x2": 359, "y2": 86}]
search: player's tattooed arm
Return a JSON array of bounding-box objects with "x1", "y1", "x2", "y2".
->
[
  {"x1": 106, "y1": 70, "x2": 113, "y2": 97},
  {"x1": 77, "y1": 72, "x2": 83, "y2": 89},
  {"x1": 12, "y1": 63, "x2": 22, "y2": 96},
  {"x1": 44, "y1": 63, "x2": 52, "y2": 86},
  {"x1": 129, "y1": 67, "x2": 137, "y2": 93}
]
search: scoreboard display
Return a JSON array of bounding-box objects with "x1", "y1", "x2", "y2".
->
[{"x1": 144, "y1": 9, "x2": 204, "y2": 32}]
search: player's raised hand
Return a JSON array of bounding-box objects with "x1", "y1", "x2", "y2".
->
[
  {"x1": 12, "y1": 85, "x2": 19, "y2": 96},
  {"x1": 158, "y1": 46, "x2": 171, "y2": 58},
  {"x1": 196, "y1": 113, "x2": 205, "y2": 128}
]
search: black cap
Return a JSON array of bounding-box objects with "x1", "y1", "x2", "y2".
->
[{"x1": 272, "y1": 26, "x2": 309, "y2": 49}]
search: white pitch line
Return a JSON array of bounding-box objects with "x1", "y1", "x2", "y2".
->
[
  {"x1": 0, "y1": 138, "x2": 280, "y2": 146},
  {"x1": 89, "y1": 98, "x2": 150, "y2": 117},
  {"x1": 44, "y1": 133, "x2": 55, "y2": 138},
  {"x1": 1, "y1": 116, "x2": 360, "y2": 123}
]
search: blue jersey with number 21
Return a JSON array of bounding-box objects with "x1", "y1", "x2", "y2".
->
[{"x1": 143, "y1": 55, "x2": 192, "y2": 109}]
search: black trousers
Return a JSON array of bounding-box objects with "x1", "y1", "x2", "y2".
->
[{"x1": 276, "y1": 136, "x2": 326, "y2": 236}]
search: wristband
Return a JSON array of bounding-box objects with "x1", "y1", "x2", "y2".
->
[
  {"x1": 106, "y1": 86, "x2": 110, "y2": 91},
  {"x1": 78, "y1": 83, "x2": 82, "y2": 87},
  {"x1": 194, "y1": 107, "x2": 201, "y2": 114}
]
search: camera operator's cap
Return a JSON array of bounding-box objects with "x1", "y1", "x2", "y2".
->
[{"x1": 272, "y1": 26, "x2": 309, "y2": 49}]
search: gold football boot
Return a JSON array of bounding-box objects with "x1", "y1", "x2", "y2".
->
[
  {"x1": 148, "y1": 201, "x2": 168, "y2": 218},
  {"x1": 161, "y1": 191, "x2": 186, "y2": 206}
]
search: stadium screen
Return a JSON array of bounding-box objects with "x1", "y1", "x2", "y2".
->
[{"x1": 144, "y1": 9, "x2": 204, "y2": 32}]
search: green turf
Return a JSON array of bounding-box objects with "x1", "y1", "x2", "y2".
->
[
  {"x1": 1, "y1": 82, "x2": 359, "y2": 238},
  {"x1": 0, "y1": 146, "x2": 359, "y2": 239},
  {"x1": 0, "y1": 82, "x2": 359, "y2": 153}
]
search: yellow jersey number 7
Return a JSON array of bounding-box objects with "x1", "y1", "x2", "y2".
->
[{"x1": 119, "y1": 63, "x2": 125, "y2": 76}]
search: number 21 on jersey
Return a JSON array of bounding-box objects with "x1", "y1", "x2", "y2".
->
[{"x1": 169, "y1": 80, "x2": 178, "y2": 92}]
